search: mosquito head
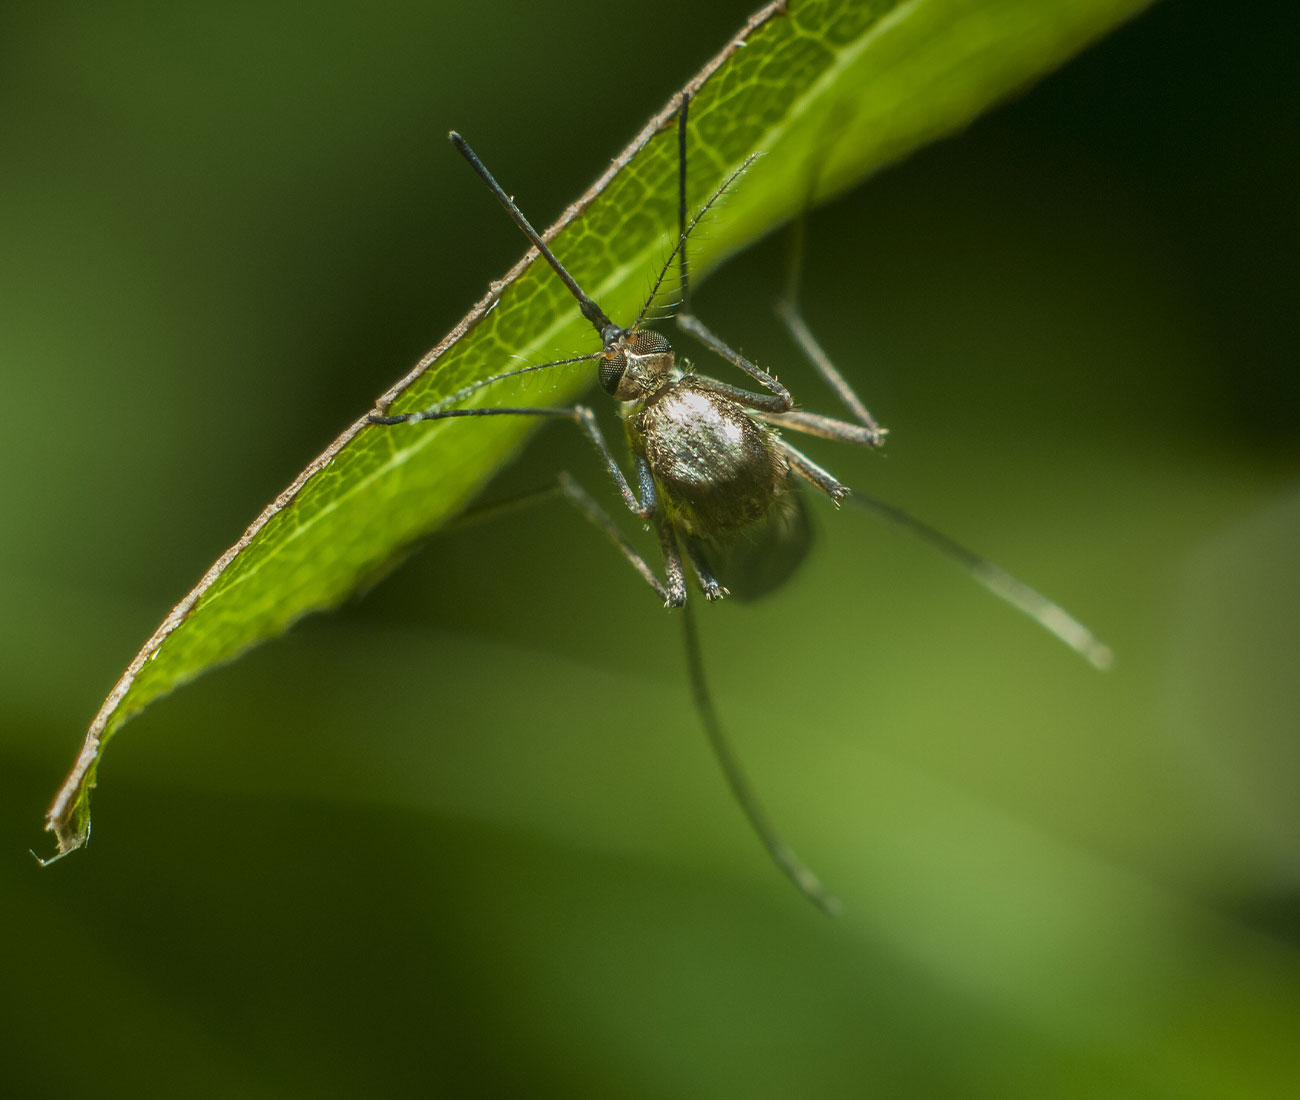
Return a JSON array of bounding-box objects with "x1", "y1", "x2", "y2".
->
[{"x1": 598, "y1": 328, "x2": 678, "y2": 402}]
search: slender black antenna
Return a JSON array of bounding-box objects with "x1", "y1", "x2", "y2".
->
[
  {"x1": 678, "y1": 92, "x2": 692, "y2": 314},
  {"x1": 369, "y1": 351, "x2": 604, "y2": 426},
  {"x1": 450, "y1": 131, "x2": 617, "y2": 341},
  {"x1": 682, "y1": 600, "x2": 841, "y2": 915},
  {"x1": 633, "y1": 151, "x2": 759, "y2": 332}
]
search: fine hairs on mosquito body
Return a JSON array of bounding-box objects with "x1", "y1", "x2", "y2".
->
[{"x1": 369, "y1": 92, "x2": 1111, "y2": 913}]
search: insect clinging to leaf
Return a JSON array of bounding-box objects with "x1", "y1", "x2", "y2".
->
[{"x1": 367, "y1": 92, "x2": 1110, "y2": 912}]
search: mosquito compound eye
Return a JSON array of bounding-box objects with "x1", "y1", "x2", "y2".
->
[
  {"x1": 631, "y1": 329, "x2": 671, "y2": 356},
  {"x1": 599, "y1": 350, "x2": 627, "y2": 395}
]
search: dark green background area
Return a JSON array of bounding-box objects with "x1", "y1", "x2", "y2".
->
[{"x1": 3, "y1": 1, "x2": 1297, "y2": 1096}]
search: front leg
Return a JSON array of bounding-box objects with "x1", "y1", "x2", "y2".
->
[
  {"x1": 555, "y1": 473, "x2": 686, "y2": 608},
  {"x1": 675, "y1": 311, "x2": 793, "y2": 414}
]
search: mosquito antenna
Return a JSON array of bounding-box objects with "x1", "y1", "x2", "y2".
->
[
  {"x1": 450, "y1": 132, "x2": 617, "y2": 341},
  {"x1": 846, "y1": 492, "x2": 1114, "y2": 670},
  {"x1": 368, "y1": 351, "x2": 604, "y2": 425},
  {"x1": 678, "y1": 92, "x2": 692, "y2": 314},
  {"x1": 633, "y1": 151, "x2": 761, "y2": 332},
  {"x1": 682, "y1": 600, "x2": 841, "y2": 914}
]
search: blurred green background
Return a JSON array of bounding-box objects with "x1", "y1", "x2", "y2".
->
[{"x1": 3, "y1": 1, "x2": 1298, "y2": 1096}]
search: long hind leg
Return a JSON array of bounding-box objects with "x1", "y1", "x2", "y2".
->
[{"x1": 773, "y1": 174, "x2": 887, "y2": 444}]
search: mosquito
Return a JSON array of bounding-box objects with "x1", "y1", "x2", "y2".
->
[{"x1": 368, "y1": 92, "x2": 1110, "y2": 913}]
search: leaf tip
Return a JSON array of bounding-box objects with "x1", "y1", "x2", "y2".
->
[{"x1": 41, "y1": 770, "x2": 96, "y2": 865}]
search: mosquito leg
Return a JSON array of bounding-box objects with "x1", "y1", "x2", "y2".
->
[
  {"x1": 426, "y1": 472, "x2": 685, "y2": 609},
  {"x1": 680, "y1": 537, "x2": 728, "y2": 602},
  {"x1": 778, "y1": 439, "x2": 850, "y2": 505},
  {"x1": 369, "y1": 404, "x2": 656, "y2": 520},
  {"x1": 672, "y1": 96, "x2": 794, "y2": 413},
  {"x1": 672, "y1": 103, "x2": 841, "y2": 888},
  {"x1": 675, "y1": 312, "x2": 793, "y2": 413},
  {"x1": 844, "y1": 490, "x2": 1114, "y2": 670},
  {"x1": 775, "y1": 297, "x2": 886, "y2": 441},
  {"x1": 652, "y1": 510, "x2": 689, "y2": 609},
  {"x1": 554, "y1": 473, "x2": 682, "y2": 606},
  {"x1": 760, "y1": 407, "x2": 883, "y2": 449},
  {"x1": 777, "y1": 403, "x2": 1111, "y2": 666},
  {"x1": 681, "y1": 599, "x2": 840, "y2": 914},
  {"x1": 562, "y1": 458, "x2": 733, "y2": 606},
  {"x1": 774, "y1": 204, "x2": 886, "y2": 440}
]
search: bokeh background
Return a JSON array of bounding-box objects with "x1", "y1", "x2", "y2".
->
[{"x1": 3, "y1": 1, "x2": 1298, "y2": 1096}]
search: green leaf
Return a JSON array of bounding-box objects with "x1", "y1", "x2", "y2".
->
[{"x1": 44, "y1": 0, "x2": 1153, "y2": 856}]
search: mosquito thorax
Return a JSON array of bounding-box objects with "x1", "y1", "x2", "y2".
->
[{"x1": 598, "y1": 328, "x2": 679, "y2": 403}]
